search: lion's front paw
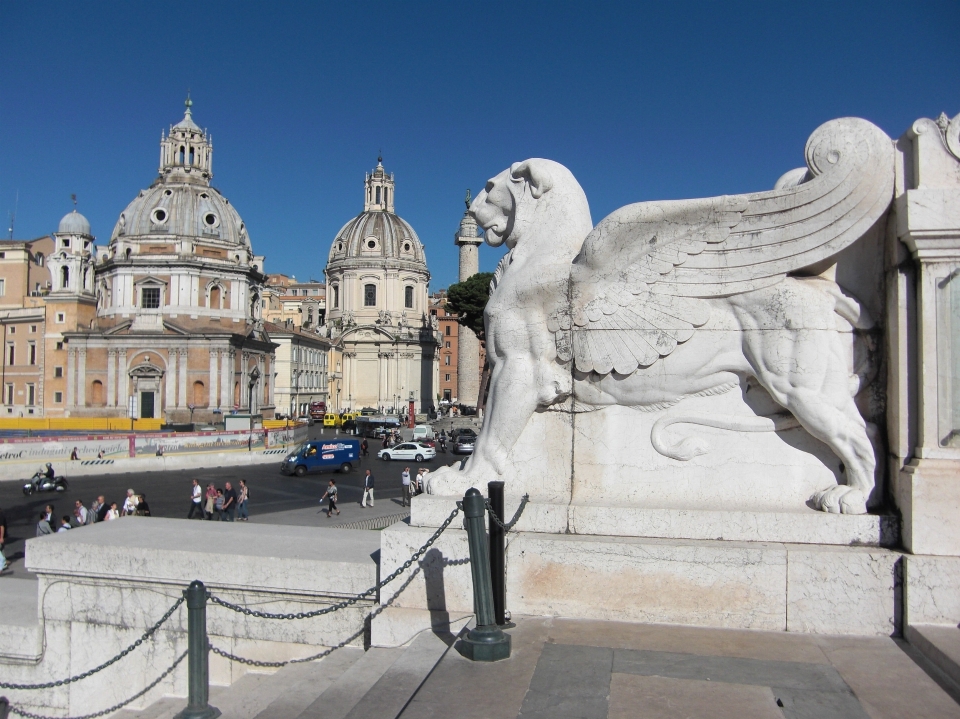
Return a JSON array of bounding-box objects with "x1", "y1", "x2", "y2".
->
[
  {"x1": 812, "y1": 485, "x2": 867, "y2": 515},
  {"x1": 425, "y1": 465, "x2": 480, "y2": 496}
]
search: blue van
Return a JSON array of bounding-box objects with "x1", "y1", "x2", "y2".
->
[{"x1": 280, "y1": 439, "x2": 360, "y2": 476}]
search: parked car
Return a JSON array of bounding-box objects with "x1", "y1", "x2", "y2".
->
[
  {"x1": 453, "y1": 436, "x2": 476, "y2": 455},
  {"x1": 378, "y1": 442, "x2": 436, "y2": 463},
  {"x1": 297, "y1": 415, "x2": 315, "y2": 426}
]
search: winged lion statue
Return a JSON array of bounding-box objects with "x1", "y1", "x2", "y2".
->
[{"x1": 427, "y1": 118, "x2": 894, "y2": 515}]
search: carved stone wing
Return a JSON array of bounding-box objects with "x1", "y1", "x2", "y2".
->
[{"x1": 552, "y1": 117, "x2": 895, "y2": 376}]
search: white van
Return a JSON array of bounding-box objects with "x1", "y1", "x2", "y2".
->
[{"x1": 412, "y1": 425, "x2": 431, "y2": 441}]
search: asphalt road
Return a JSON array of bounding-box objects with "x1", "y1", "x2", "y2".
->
[{"x1": 0, "y1": 426, "x2": 467, "y2": 579}]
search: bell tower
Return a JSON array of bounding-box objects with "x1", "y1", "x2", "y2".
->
[{"x1": 364, "y1": 155, "x2": 395, "y2": 212}]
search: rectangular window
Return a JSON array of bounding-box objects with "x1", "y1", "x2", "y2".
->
[
  {"x1": 4, "y1": 384, "x2": 12, "y2": 405},
  {"x1": 8, "y1": 326, "x2": 14, "y2": 335},
  {"x1": 333, "y1": 285, "x2": 339, "y2": 308},
  {"x1": 29, "y1": 325, "x2": 36, "y2": 333},
  {"x1": 55, "y1": 366, "x2": 63, "y2": 378},
  {"x1": 54, "y1": 391, "x2": 63, "y2": 403},
  {"x1": 27, "y1": 384, "x2": 34, "y2": 406},
  {"x1": 430, "y1": 309, "x2": 437, "y2": 316},
  {"x1": 56, "y1": 313, "x2": 65, "y2": 323},
  {"x1": 444, "y1": 355, "x2": 451, "y2": 366},
  {"x1": 445, "y1": 325, "x2": 451, "y2": 336},
  {"x1": 445, "y1": 373, "x2": 451, "y2": 382},
  {"x1": 445, "y1": 341, "x2": 451, "y2": 349},
  {"x1": 55, "y1": 341, "x2": 63, "y2": 350},
  {"x1": 404, "y1": 286, "x2": 414, "y2": 309},
  {"x1": 141, "y1": 287, "x2": 161, "y2": 309},
  {"x1": 28, "y1": 343, "x2": 36, "y2": 365},
  {"x1": 363, "y1": 284, "x2": 376, "y2": 307},
  {"x1": 0, "y1": 279, "x2": 5, "y2": 296},
  {"x1": 6, "y1": 344, "x2": 13, "y2": 366}
]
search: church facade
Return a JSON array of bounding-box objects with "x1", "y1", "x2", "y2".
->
[
  {"x1": 323, "y1": 159, "x2": 439, "y2": 413},
  {"x1": 53, "y1": 99, "x2": 276, "y2": 421}
]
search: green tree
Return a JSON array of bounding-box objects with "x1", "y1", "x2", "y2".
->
[{"x1": 444, "y1": 272, "x2": 494, "y2": 342}]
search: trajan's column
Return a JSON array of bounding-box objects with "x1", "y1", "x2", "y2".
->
[{"x1": 455, "y1": 190, "x2": 482, "y2": 407}]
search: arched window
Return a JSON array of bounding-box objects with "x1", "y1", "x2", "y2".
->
[
  {"x1": 404, "y1": 286, "x2": 413, "y2": 309},
  {"x1": 364, "y1": 284, "x2": 377, "y2": 307},
  {"x1": 209, "y1": 286, "x2": 221, "y2": 309},
  {"x1": 179, "y1": 146, "x2": 185, "y2": 164},
  {"x1": 332, "y1": 285, "x2": 339, "y2": 308},
  {"x1": 60, "y1": 266, "x2": 69, "y2": 289},
  {"x1": 188, "y1": 147, "x2": 195, "y2": 165},
  {"x1": 35, "y1": 253, "x2": 44, "y2": 267},
  {"x1": 384, "y1": 188, "x2": 389, "y2": 206},
  {"x1": 125, "y1": 248, "x2": 132, "y2": 259},
  {"x1": 91, "y1": 380, "x2": 105, "y2": 406},
  {"x1": 376, "y1": 186, "x2": 381, "y2": 204},
  {"x1": 193, "y1": 381, "x2": 206, "y2": 406}
]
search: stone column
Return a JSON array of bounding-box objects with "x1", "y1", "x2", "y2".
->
[
  {"x1": 456, "y1": 201, "x2": 483, "y2": 407},
  {"x1": 221, "y1": 350, "x2": 235, "y2": 408},
  {"x1": 66, "y1": 349, "x2": 76, "y2": 407},
  {"x1": 894, "y1": 112, "x2": 960, "y2": 556},
  {"x1": 267, "y1": 354, "x2": 275, "y2": 407},
  {"x1": 165, "y1": 351, "x2": 177, "y2": 412},
  {"x1": 107, "y1": 349, "x2": 117, "y2": 407},
  {"x1": 117, "y1": 349, "x2": 128, "y2": 411},
  {"x1": 76, "y1": 349, "x2": 86, "y2": 407},
  {"x1": 209, "y1": 349, "x2": 219, "y2": 408},
  {"x1": 178, "y1": 348, "x2": 189, "y2": 408}
]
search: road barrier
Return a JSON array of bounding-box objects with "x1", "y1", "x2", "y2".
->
[{"x1": 0, "y1": 486, "x2": 528, "y2": 716}]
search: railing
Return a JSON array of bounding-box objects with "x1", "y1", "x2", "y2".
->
[{"x1": 0, "y1": 485, "x2": 527, "y2": 717}]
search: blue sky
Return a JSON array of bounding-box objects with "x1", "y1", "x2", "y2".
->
[{"x1": 1, "y1": 1, "x2": 958, "y2": 290}]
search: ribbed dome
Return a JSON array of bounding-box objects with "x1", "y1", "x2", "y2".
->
[
  {"x1": 110, "y1": 182, "x2": 249, "y2": 247},
  {"x1": 327, "y1": 211, "x2": 427, "y2": 266},
  {"x1": 58, "y1": 210, "x2": 91, "y2": 236}
]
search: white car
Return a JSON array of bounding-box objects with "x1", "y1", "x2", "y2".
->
[{"x1": 378, "y1": 442, "x2": 436, "y2": 463}]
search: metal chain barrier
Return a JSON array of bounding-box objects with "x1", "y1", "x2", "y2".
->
[
  {"x1": 208, "y1": 503, "x2": 462, "y2": 620},
  {"x1": 209, "y1": 626, "x2": 362, "y2": 669},
  {"x1": 0, "y1": 596, "x2": 185, "y2": 691},
  {"x1": 7, "y1": 649, "x2": 187, "y2": 719},
  {"x1": 485, "y1": 493, "x2": 529, "y2": 531}
]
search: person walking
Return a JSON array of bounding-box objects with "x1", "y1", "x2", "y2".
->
[
  {"x1": 361, "y1": 438, "x2": 369, "y2": 458},
  {"x1": 43, "y1": 505, "x2": 54, "y2": 523},
  {"x1": 187, "y1": 479, "x2": 204, "y2": 519},
  {"x1": 361, "y1": 469, "x2": 375, "y2": 508},
  {"x1": 320, "y1": 479, "x2": 339, "y2": 517},
  {"x1": 222, "y1": 482, "x2": 237, "y2": 522},
  {"x1": 122, "y1": 489, "x2": 139, "y2": 516},
  {"x1": 204, "y1": 483, "x2": 217, "y2": 520},
  {"x1": 57, "y1": 516, "x2": 72, "y2": 533},
  {"x1": 401, "y1": 467, "x2": 412, "y2": 507},
  {"x1": 73, "y1": 500, "x2": 88, "y2": 526},
  {"x1": 0, "y1": 505, "x2": 8, "y2": 573},
  {"x1": 237, "y1": 480, "x2": 249, "y2": 521},
  {"x1": 36, "y1": 512, "x2": 53, "y2": 536}
]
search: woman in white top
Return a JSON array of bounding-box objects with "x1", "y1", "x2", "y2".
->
[{"x1": 104, "y1": 503, "x2": 120, "y2": 521}]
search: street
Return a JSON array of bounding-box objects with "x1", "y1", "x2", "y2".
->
[{"x1": 0, "y1": 425, "x2": 467, "y2": 579}]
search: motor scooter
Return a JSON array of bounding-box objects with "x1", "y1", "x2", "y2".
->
[{"x1": 23, "y1": 471, "x2": 69, "y2": 496}]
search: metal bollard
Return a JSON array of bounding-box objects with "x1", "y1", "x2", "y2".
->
[
  {"x1": 174, "y1": 581, "x2": 221, "y2": 719},
  {"x1": 487, "y1": 481, "x2": 507, "y2": 626},
  {"x1": 0, "y1": 696, "x2": 9, "y2": 719},
  {"x1": 458, "y1": 488, "x2": 511, "y2": 661}
]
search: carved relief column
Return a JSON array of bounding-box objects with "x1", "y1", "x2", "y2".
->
[
  {"x1": 178, "y1": 348, "x2": 189, "y2": 408},
  {"x1": 209, "y1": 349, "x2": 219, "y2": 408},
  {"x1": 117, "y1": 349, "x2": 128, "y2": 410},
  {"x1": 107, "y1": 349, "x2": 117, "y2": 407},
  {"x1": 894, "y1": 112, "x2": 960, "y2": 557},
  {"x1": 66, "y1": 349, "x2": 76, "y2": 407},
  {"x1": 165, "y1": 350, "x2": 177, "y2": 411},
  {"x1": 76, "y1": 349, "x2": 86, "y2": 407}
]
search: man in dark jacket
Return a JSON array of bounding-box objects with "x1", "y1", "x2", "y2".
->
[{"x1": 361, "y1": 470, "x2": 375, "y2": 508}]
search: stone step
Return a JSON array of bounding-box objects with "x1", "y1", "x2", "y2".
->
[
  {"x1": 294, "y1": 647, "x2": 404, "y2": 719},
  {"x1": 905, "y1": 624, "x2": 960, "y2": 694},
  {"x1": 340, "y1": 626, "x2": 462, "y2": 719},
  {"x1": 250, "y1": 647, "x2": 366, "y2": 719}
]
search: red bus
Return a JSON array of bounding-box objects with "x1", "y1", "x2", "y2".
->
[{"x1": 309, "y1": 401, "x2": 327, "y2": 419}]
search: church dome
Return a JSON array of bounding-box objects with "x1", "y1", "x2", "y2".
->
[
  {"x1": 58, "y1": 209, "x2": 91, "y2": 236},
  {"x1": 326, "y1": 158, "x2": 428, "y2": 270},
  {"x1": 108, "y1": 98, "x2": 250, "y2": 248},
  {"x1": 110, "y1": 183, "x2": 249, "y2": 247}
]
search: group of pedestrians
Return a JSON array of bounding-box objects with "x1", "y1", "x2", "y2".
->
[
  {"x1": 187, "y1": 478, "x2": 249, "y2": 522},
  {"x1": 32, "y1": 490, "x2": 151, "y2": 539}
]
